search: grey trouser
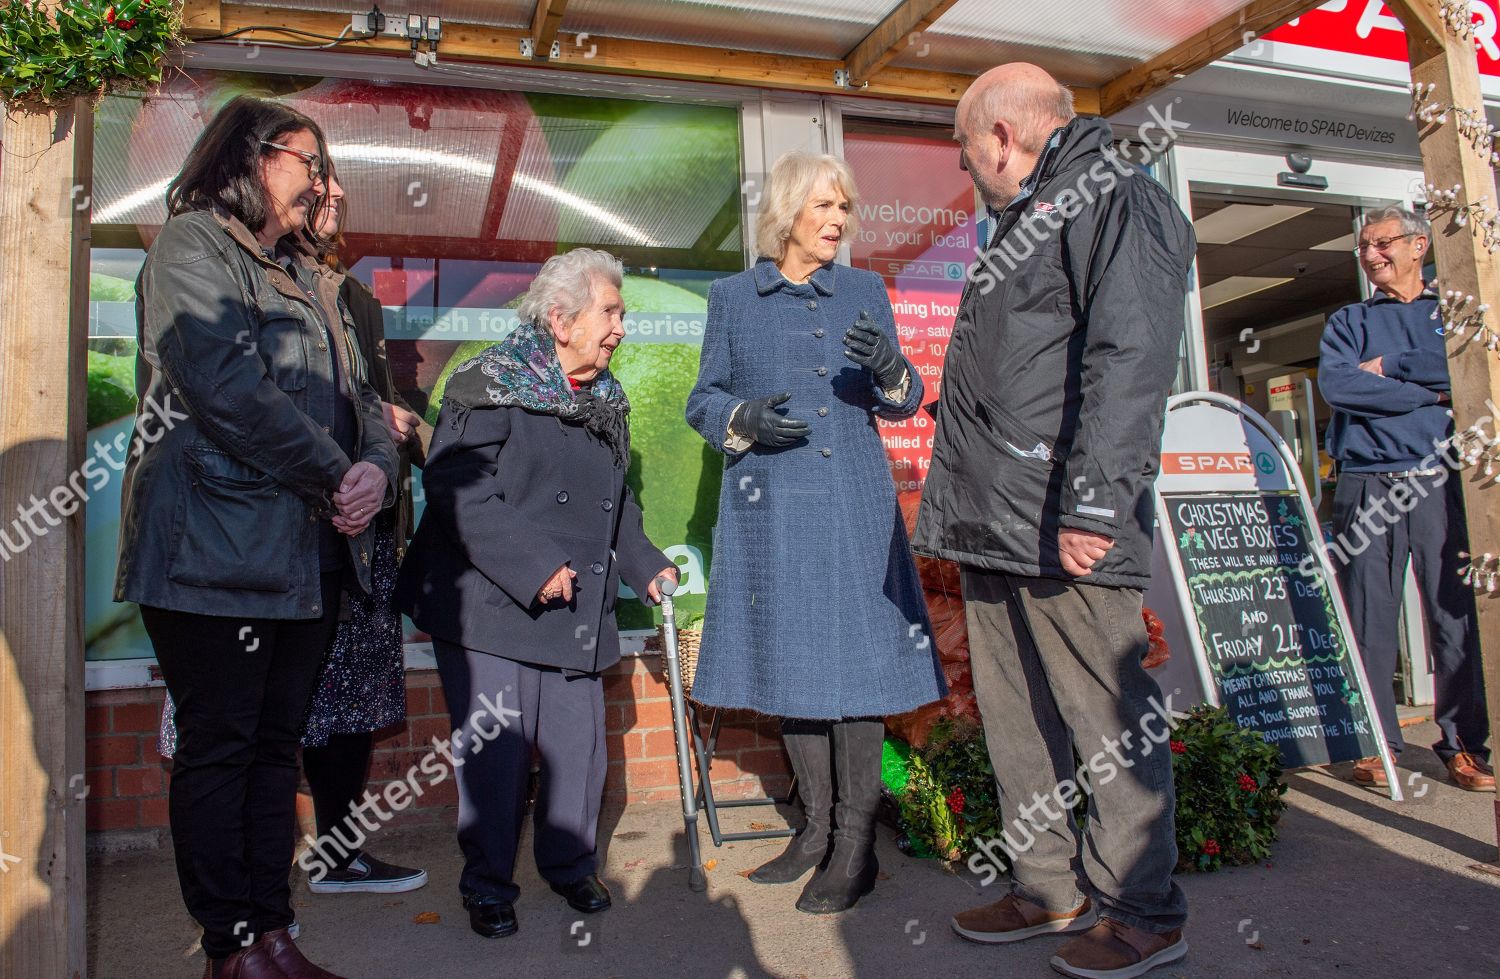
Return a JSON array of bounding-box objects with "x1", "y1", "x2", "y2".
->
[
  {"x1": 434, "y1": 640, "x2": 607, "y2": 904},
  {"x1": 962, "y1": 569, "x2": 1188, "y2": 934}
]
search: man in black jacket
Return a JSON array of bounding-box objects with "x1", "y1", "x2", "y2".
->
[{"x1": 913, "y1": 63, "x2": 1196, "y2": 979}]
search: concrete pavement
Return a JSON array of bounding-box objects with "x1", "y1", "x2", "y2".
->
[{"x1": 87, "y1": 721, "x2": 1500, "y2": 978}]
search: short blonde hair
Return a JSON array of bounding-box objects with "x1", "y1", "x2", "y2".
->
[{"x1": 754, "y1": 151, "x2": 860, "y2": 262}]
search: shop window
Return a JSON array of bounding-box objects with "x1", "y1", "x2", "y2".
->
[
  {"x1": 842, "y1": 118, "x2": 978, "y2": 494},
  {"x1": 85, "y1": 71, "x2": 743, "y2": 660}
]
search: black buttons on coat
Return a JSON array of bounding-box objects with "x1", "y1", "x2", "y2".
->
[
  {"x1": 591, "y1": 562, "x2": 605, "y2": 575},
  {"x1": 813, "y1": 329, "x2": 825, "y2": 338},
  {"x1": 821, "y1": 448, "x2": 832, "y2": 458},
  {"x1": 816, "y1": 367, "x2": 828, "y2": 376},
  {"x1": 601, "y1": 499, "x2": 613, "y2": 511},
  {"x1": 818, "y1": 407, "x2": 829, "y2": 417},
  {"x1": 556, "y1": 491, "x2": 569, "y2": 504},
  {"x1": 807, "y1": 301, "x2": 818, "y2": 310}
]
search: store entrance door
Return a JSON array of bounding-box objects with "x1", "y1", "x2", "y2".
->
[
  {"x1": 1177, "y1": 151, "x2": 1436, "y2": 714},
  {"x1": 1193, "y1": 189, "x2": 1363, "y2": 515}
]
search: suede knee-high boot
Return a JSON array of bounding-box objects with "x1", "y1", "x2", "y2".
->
[
  {"x1": 796, "y1": 718, "x2": 883, "y2": 913},
  {"x1": 749, "y1": 719, "x2": 833, "y2": 884}
]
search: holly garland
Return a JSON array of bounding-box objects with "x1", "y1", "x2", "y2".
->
[
  {"x1": 887, "y1": 704, "x2": 1287, "y2": 873},
  {"x1": 0, "y1": 0, "x2": 183, "y2": 108}
]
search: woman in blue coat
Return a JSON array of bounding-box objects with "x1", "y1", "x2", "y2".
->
[{"x1": 686, "y1": 151, "x2": 944, "y2": 914}]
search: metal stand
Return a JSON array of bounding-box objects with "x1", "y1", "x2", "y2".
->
[{"x1": 688, "y1": 705, "x2": 797, "y2": 846}]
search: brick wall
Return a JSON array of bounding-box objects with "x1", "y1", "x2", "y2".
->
[{"x1": 84, "y1": 655, "x2": 789, "y2": 844}]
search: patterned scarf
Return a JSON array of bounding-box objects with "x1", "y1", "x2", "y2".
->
[{"x1": 442, "y1": 320, "x2": 631, "y2": 468}]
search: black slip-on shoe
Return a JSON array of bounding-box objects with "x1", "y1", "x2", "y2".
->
[
  {"x1": 463, "y1": 897, "x2": 518, "y2": 939},
  {"x1": 549, "y1": 874, "x2": 612, "y2": 914}
]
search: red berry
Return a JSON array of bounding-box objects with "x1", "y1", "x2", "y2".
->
[
  {"x1": 119, "y1": 18, "x2": 135, "y2": 28},
  {"x1": 946, "y1": 787, "x2": 966, "y2": 815},
  {"x1": 1169, "y1": 740, "x2": 1187, "y2": 754},
  {"x1": 1238, "y1": 773, "x2": 1258, "y2": 792},
  {"x1": 104, "y1": 5, "x2": 116, "y2": 21},
  {"x1": 1202, "y1": 839, "x2": 1220, "y2": 856}
]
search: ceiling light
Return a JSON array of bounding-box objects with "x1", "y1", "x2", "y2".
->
[
  {"x1": 1311, "y1": 232, "x2": 1355, "y2": 252},
  {"x1": 1194, "y1": 203, "x2": 1313, "y2": 244},
  {"x1": 1200, "y1": 275, "x2": 1294, "y2": 309}
]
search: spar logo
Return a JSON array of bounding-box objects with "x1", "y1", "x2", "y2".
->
[{"x1": 1161, "y1": 452, "x2": 1254, "y2": 475}]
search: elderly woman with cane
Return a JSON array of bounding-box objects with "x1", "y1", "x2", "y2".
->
[
  {"x1": 396, "y1": 248, "x2": 676, "y2": 939},
  {"x1": 686, "y1": 151, "x2": 944, "y2": 914}
]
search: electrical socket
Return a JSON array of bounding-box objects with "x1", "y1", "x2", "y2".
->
[{"x1": 347, "y1": 7, "x2": 417, "y2": 38}]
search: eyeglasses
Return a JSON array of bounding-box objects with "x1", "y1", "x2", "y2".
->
[
  {"x1": 260, "y1": 141, "x2": 324, "y2": 181},
  {"x1": 1353, "y1": 233, "x2": 1414, "y2": 255}
]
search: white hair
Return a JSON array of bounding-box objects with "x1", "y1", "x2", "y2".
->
[
  {"x1": 517, "y1": 248, "x2": 624, "y2": 327},
  {"x1": 1362, "y1": 205, "x2": 1430, "y2": 241},
  {"x1": 754, "y1": 151, "x2": 860, "y2": 262}
]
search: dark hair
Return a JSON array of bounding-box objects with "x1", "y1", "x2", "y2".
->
[
  {"x1": 309, "y1": 155, "x2": 347, "y2": 265},
  {"x1": 166, "y1": 95, "x2": 329, "y2": 235}
]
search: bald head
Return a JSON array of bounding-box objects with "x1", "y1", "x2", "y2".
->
[
  {"x1": 958, "y1": 63, "x2": 1075, "y2": 153},
  {"x1": 953, "y1": 63, "x2": 1076, "y2": 209}
]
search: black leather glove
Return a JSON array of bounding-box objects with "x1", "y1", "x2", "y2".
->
[
  {"x1": 843, "y1": 312, "x2": 906, "y2": 389},
  {"x1": 730, "y1": 392, "x2": 810, "y2": 448}
]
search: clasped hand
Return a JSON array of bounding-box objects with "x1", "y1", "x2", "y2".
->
[{"x1": 330, "y1": 461, "x2": 385, "y2": 536}]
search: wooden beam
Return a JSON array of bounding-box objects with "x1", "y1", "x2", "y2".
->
[
  {"x1": 1394, "y1": 0, "x2": 1500, "y2": 862},
  {"x1": 1386, "y1": 0, "x2": 1447, "y2": 47},
  {"x1": 182, "y1": 2, "x2": 1024, "y2": 107},
  {"x1": 528, "y1": 0, "x2": 570, "y2": 60},
  {"x1": 844, "y1": 0, "x2": 962, "y2": 85},
  {"x1": 1098, "y1": 0, "x2": 1327, "y2": 116},
  {"x1": 0, "y1": 92, "x2": 91, "y2": 976}
]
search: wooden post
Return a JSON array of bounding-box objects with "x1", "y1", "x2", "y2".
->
[
  {"x1": 0, "y1": 92, "x2": 92, "y2": 974},
  {"x1": 1390, "y1": 0, "x2": 1500, "y2": 862}
]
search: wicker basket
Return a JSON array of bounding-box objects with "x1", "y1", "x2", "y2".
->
[{"x1": 647, "y1": 626, "x2": 702, "y2": 695}]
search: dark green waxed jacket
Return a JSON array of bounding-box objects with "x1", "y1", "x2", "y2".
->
[{"x1": 114, "y1": 207, "x2": 398, "y2": 619}]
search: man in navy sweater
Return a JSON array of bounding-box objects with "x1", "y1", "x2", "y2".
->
[{"x1": 1318, "y1": 205, "x2": 1492, "y2": 791}]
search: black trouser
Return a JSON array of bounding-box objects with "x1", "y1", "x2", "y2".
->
[
  {"x1": 302, "y1": 732, "x2": 374, "y2": 871},
  {"x1": 141, "y1": 573, "x2": 341, "y2": 959},
  {"x1": 1332, "y1": 470, "x2": 1489, "y2": 762},
  {"x1": 433, "y1": 640, "x2": 606, "y2": 904}
]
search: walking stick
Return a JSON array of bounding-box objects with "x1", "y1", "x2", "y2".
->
[{"x1": 658, "y1": 575, "x2": 708, "y2": 891}]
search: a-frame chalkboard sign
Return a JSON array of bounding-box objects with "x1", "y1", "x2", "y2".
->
[{"x1": 1153, "y1": 393, "x2": 1401, "y2": 800}]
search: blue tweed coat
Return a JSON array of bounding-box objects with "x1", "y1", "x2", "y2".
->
[{"x1": 685, "y1": 258, "x2": 946, "y2": 719}]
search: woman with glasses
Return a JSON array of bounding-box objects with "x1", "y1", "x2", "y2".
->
[
  {"x1": 116, "y1": 95, "x2": 396, "y2": 979},
  {"x1": 157, "y1": 170, "x2": 430, "y2": 899}
]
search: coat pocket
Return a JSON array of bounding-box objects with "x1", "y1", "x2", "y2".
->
[
  {"x1": 975, "y1": 394, "x2": 1055, "y2": 464},
  {"x1": 967, "y1": 394, "x2": 1059, "y2": 545},
  {"x1": 167, "y1": 444, "x2": 293, "y2": 592},
  {"x1": 255, "y1": 303, "x2": 311, "y2": 393}
]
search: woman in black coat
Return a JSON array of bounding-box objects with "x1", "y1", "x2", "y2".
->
[
  {"x1": 394, "y1": 248, "x2": 675, "y2": 939},
  {"x1": 117, "y1": 96, "x2": 395, "y2": 979}
]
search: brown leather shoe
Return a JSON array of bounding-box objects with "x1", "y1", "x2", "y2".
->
[
  {"x1": 1351, "y1": 756, "x2": 1388, "y2": 787},
  {"x1": 951, "y1": 893, "x2": 1096, "y2": 944},
  {"x1": 1447, "y1": 752, "x2": 1496, "y2": 791},
  {"x1": 1051, "y1": 919, "x2": 1187, "y2": 978},
  {"x1": 202, "y1": 941, "x2": 286, "y2": 979},
  {"x1": 259, "y1": 928, "x2": 346, "y2": 979}
]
